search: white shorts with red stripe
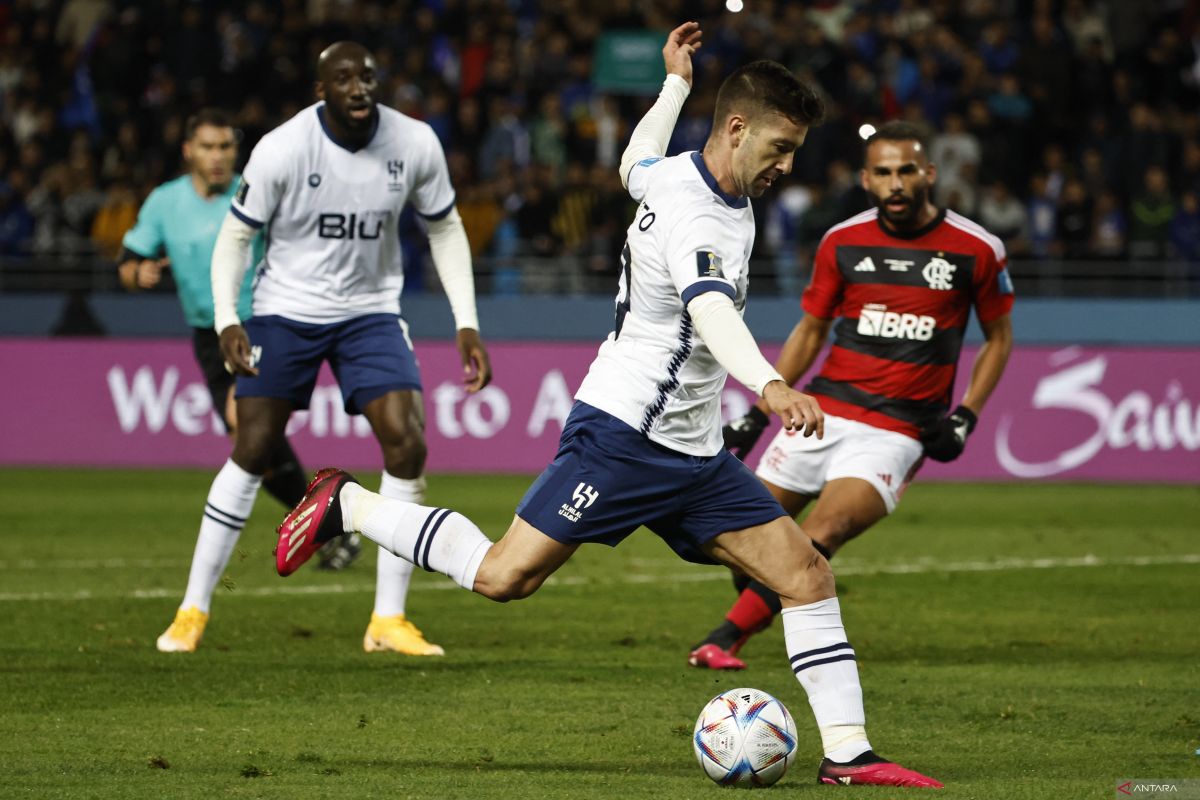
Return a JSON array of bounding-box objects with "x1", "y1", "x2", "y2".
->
[{"x1": 754, "y1": 414, "x2": 924, "y2": 513}]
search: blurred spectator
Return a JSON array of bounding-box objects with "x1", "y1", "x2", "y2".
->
[
  {"x1": 930, "y1": 112, "x2": 979, "y2": 186},
  {"x1": 1091, "y1": 191, "x2": 1127, "y2": 259},
  {"x1": 530, "y1": 94, "x2": 568, "y2": 177},
  {"x1": 978, "y1": 181, "x2": 1027, "y2": 254},
  {"x1": 0, "y1": 180, "x2": 34, "y2": 255},
  {"x1": 1026, "y1": 173, "x2": 1057, "y2": 259},
  {"x1": 1129, "y1": 166, "x2": 1176, "y2": 260},
  {"x1": 1056, "y1": 179, "x2": 1093, "y2": 259},
  {"x1": 764, "y1": 180, "x2": 813, "y2": 297},
  {"x1": 89, "y1": 180, "x2": 138, "y2": 259},
  {"x1": 551, "y1": 161, "x2": 595, "y2": 257},
  {"x1": 1168, "y1": 192, "x2": 1200, "y2": 266},
  {"x1": 478, "y1": 95, "x2": 530, "y2": 180},
  {"x1": 516, "y1": 166, "x2": 559, "y2": 259}
]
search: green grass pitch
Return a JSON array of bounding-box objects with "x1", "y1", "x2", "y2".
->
[{"x1": 1, "y1": 470, "x2": 1197, "y2": 799}]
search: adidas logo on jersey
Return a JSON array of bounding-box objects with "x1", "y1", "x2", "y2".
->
[
  {"x1": 857, "y1": 304, "x2": 936, "y2": 341},
  {"x1": 853, "y1": 257, "x2": 876, "y2": 272}
]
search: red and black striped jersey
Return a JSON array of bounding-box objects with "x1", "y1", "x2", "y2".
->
[{"x1": 800, "y1": 207, "x2": 1015, "y2": 439}]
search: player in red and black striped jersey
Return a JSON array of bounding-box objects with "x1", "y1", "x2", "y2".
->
[{"x1": 690, "y1": 121, "x2": 1014, "y2": 672}]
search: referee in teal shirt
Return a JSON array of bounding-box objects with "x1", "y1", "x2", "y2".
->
[{"x1": 119, "y1": 108, "x2": 360, "y2": 571}]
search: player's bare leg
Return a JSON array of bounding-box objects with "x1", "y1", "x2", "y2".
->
[
  {"x1": 692, "y1": 478, "x2": 888, "y2": 667},
  {"x1": 358, "y1": 390, "x2": 442, "y2": 654},
  {"x1": 470, "y1": 517, "x2": 578, "y2": 601},
  {"x1": 704, "y1": 517, "x2": 942, "y2": 788},
  {"x1": 277, "y1": 472, "x2": 577, "y2": 603},
  {"x1": 690, "y1": 482, "x2": 815, "y2": 668},
  {"x1": 221, "y1": 384, "x2": 313, "y2": 531}
]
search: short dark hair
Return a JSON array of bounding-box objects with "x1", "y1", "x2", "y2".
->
[
  {"x1": 713, "y1": 60, "x2": 825, "y2": 129},
  {"x1": 184, "y1": 108, "x2": 236, "y2": 140},
  {"x1": 865, "y1": 120, "x2": 932, "y2": 159}
]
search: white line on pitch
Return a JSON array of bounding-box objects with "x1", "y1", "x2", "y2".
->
[{"x1": 0, "y1": 553, "x2": 1196, "y2": 603}]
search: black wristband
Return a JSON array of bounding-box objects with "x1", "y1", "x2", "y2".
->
[{"x1": 951, "y1": 405, "x2": 977, "y2": 433}]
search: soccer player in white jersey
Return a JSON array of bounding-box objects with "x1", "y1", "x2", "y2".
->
[
  {"x1": 273, "y1": 25, "x2": 940, "y2": 788},
  {"x1": 154, "y1": 42, "x2": 491, "y2": 656}
]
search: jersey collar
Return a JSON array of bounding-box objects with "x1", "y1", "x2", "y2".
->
[
  {"x1": 690, "y1": 152, "x2": 748, "y2": 209},
  {"x1": 876, "y1": 207, "x2": 945, "y2": 240},
  {"x1": 316, "y1": 104, "x2": 380, "y2": 153}
]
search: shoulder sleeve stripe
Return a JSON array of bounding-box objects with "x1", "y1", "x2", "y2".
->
[
  {"x1": 419, "y1": 197, "x2": 456, "y2": 222},
  {"x1": 229, "y1": 204, "x2": 265, "y2": 230},
  {"x1": 945, "y1": 211, "x2": 1005, "y2": 261},
  {"x1": 816, "y1": 208, "x2": 878, "y2": 248},
  {"x1": 681, "y1": 279, "x2": 736, "y2": 306}
]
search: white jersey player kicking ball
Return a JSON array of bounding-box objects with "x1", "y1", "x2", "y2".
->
[
  {"x1": 276, "y1": 23, "x2": 941, "y2": 789},
  {"x1": 156, "y1": 41, "x2": 491, "y2": 657}
]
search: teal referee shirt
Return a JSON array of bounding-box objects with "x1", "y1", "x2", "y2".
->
[{"x1": 122, "y1": 174, "x2": 261, "y2": 329}]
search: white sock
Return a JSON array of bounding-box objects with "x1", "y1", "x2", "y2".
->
[
  {"x1": 340, "y1": 483, "x2": 492, "y2": 592},
  {"x1": 782, "y1": 597, "x2": 872, "y2": 763},
  {"x1": 181, "y1": 459, "x2": 262, "y2": 614},
  {"x1": 372, "y1": 473, "x2": 423, "y2": 617}
]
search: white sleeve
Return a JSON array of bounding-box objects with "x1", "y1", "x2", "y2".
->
[
  {"x1": 687, "y1": 292, "x2": 784, "y2": 397},
  {"x1": 413, "y1": 127, "x2": 457, "y2": 221},
  {"x1": 231, "y1": 136, "x2": 289, "y2": 228},
  {"x1": 620, "y1": 74, "x2": 691, "y2": 199},
  {"x1": 425, "y1": 207, "x2": 479, "y2": 331},
  {"x1": 211, "y1": 212, "x2": 259, "y2": 333}
]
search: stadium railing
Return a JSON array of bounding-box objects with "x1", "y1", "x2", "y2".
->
[{"x1": 0, "y1": 253, "x2": 1197, "y2": 298}]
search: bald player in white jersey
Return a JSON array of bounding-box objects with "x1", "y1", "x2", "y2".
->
[
  {"x1": 154, "y1": 42, "x2": 491, "y2": 657},
  {"x1": 271, "y1": 25, "x2": 941, "y2": 789}
]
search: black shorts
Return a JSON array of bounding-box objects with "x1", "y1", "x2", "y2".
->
[{"x1": 192, "y1": 327, "x2": 234, "y2": 432}]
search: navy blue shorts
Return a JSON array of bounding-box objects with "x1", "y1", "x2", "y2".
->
[
  {"x1": 515, "y1": 403, "x2": 786, "y2": 565},
  {"x1": 236, "y1": 314, "x2": 422, "y2": 414}
]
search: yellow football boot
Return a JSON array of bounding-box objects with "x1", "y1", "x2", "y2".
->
[
  {"x1": 155, "y1": 607, "x2": 209, "y2": 653},
  {"x1": 362, "y1": 613, "x2": 445, "y2": 655}
]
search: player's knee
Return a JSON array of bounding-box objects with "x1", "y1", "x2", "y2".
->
[
  {"x1": 773, "y1": 541, "x2": 835, "y2": 605},
  {"x1": 475, "y1": 564, "x2": 543, "y2": 603},
  {"x1": 230, "y1": 426, "x2": 278, "y2": 474},
  {"x1": 379, "y1": 429, "x2": 427, "y2": 476},
  {"x1": 805, "y1": 514, "x2": 859, "y2": 551}
]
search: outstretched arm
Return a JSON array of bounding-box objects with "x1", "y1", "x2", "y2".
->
[{"x1": 618, "y1": 22, "x2": 703, "y2": 189}]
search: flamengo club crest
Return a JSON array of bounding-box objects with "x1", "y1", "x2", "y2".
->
[{"x1": 922, "y1": 255, "x2": 956, "y2": 290}]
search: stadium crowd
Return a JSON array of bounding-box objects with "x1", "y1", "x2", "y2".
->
[{"x1": 1, "y1": 0, "x2": 1199, "y2": 290}]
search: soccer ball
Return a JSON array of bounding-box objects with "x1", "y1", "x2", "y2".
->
[{"x1": 692, "y1": 687, "x2": 798, "y2": 787}]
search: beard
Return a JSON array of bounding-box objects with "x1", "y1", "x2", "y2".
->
[{"x1": 877, "y1": 182, "x2": 929, "y2": 228}]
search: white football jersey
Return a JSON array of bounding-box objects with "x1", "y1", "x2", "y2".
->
[
  {"x1": 231, "y1": 102, "x2": 455, "y2": 323},
  {"x1": 575, "y1": 152, "x2": 753, "y2": 456}
]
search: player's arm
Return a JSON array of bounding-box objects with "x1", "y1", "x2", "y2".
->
[
  {"x1": 425, "y1": 208, "x2": 491, "y2": 393},
  {"x1": 958, "y1": 313, "x2": 1012, "y2": 418},
  {"x1": 618, "y1": 22, "x2": 702, "y2": 190},
  {"x1": 722, "y1": 313, "x2": 833, "y2": 456},
  {"x1": 687, "y1": 292, "x2": 823, "y2": 439},
  {"x1": 919, "y1": 313, "x2": 1012, "y2": 463},
  {"x1": 211, "y1": 211, "x2": 259, "y2": 376}
]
